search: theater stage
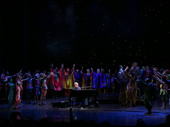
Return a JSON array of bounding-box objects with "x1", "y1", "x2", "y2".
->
[{"x1": 0, "y1": 94, "x2": 170, "y2": 126}]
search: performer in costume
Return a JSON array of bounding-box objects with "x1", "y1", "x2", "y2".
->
[
  {"x1": 40, "y1": 79, "x2": 48, "y2": 105},
  {"x1": 101, "y1": 68, "x2": 107, "y2": 93},
  {"x1": 13, "y1": 78, "x2": 22, "y2": 109},
  {"x1": 111, "y1": 74, "x2": 116, "y2": 93},
  {"x1": 80, "y1": 66, "x2": 85, "y2": 89},
  {"x1": 123, "y1": 63, "x2": 138, "y2": 107},
  {"x1": 15, "y1": 71, "x2": 24, "y2": 103},
  {"x1": 146, "y1": 66, "x2": 152, "y2": 80},
  {"x1": 153, "y1": 68, "x2": 168, "y2": 109},
  {"x1": 59, "y1": 63, "x2": 66, "y2": 91},
  {"x1": 74, "y1": 68, "x2": 82, "y2": 87},
  {"x1": 48, "y1": 66, "x2": 61, "y2": 99},
  {"x1": 137, "y1": 78, "x2": 153, "y2": 114},
  {"x1": 7, "y1": 78, "x2": 15, "y2": 109},
  {"x1": 34, "y1": 73, "x2": 40, "y2": 104},
  {"x1": 64, "y1": 67, "x2": 74, "y2": 97},
  {"x1": 116, "y1": 66, "x2": 127, "y2": 106},
  {"x1": 0, "y1": 70, "x2": 9, "y2": 102},
  {"x1": 25, "y1": 71, "x2": 33, "y2": 104},
  {"x1": 92, "y1": 68, "x2": 102, "y2": 94},
  {"x1": 106, "y1": 69, "x2": 112, "y2": 93},
  {"x1": 84, "y1": 69, "x2": 93, "y2": 89}
]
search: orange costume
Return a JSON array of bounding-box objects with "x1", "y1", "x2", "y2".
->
[{"x1": 13, "y1": 81, "x2": 22, "y2": 109}]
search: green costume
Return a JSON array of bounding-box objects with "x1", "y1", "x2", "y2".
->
[
  {"x1": 137, "y1": 79, "x2": 152, "y2": 114},
  {"x1": 7, "y1": 78, "x2": 15, "y2": 109}
]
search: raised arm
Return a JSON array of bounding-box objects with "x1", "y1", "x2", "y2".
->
[
  {"x1": 123, "y1": 66, "x2": 133, "y2": 80},
  {"x1": 153, "y1": 68, "x2": 164, "y2": 84}
]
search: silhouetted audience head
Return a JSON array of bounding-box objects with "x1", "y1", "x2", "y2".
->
[{"x1": 10, "y1": 112, "x2": 22, "y2": 121}]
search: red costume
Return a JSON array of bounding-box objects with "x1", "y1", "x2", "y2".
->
[
  {"x1": 48, "y1": 70, "x2": 61, "y2": 91},
  {"x1": 13, "y1": 81, "x2": 22, "y2": 109}
]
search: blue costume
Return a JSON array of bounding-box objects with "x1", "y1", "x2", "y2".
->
[{"x1": 74, "y1": 72, "x2": 82, "y2": 86}]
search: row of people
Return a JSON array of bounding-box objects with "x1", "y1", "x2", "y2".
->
[{"x1": 0, "y1": 62, "x2": 170, "y2": 110}]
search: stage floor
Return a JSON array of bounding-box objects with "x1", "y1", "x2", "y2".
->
[{"x1": 0, "y1": 97, "x2": 170, "y2": 126}]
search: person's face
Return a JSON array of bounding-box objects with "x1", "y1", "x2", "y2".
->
[
  {"x1": 75, "y1": 83, "x2": 78, "y2": 88},
  {"x1": 76, "y1": 69, "x2": 79, "y2": 73},
  {"x1": 97, "y1": 69, "x2": 100, "y2": 73}
]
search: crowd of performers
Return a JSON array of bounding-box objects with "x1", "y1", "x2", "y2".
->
[{"x1": 0, "y1": 62, "x2": 170, "y2": 112}]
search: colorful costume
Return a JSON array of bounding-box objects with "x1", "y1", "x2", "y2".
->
[
  {"x1": 84, "y1": 72, "x2": 92, "y2": 89},
  {"x1": 49, "y1": 70, "x2": 61, "y2": 91},
  {"x1": 34, "y1": 78, "x2": 40, "y2": 104},
  {"x1": 153, "y1": 69, "x2": 169, "y2": 109},
  {"x1": 64, "y1": 68, "x2": 74, "y2": 97},
  {"x1": 124, "y1": 70, "x2": 137, "y2": 107},
  {"x1": 59, "y1": 68, "x2": 66, "y2": 90},
  {"x1": 35, "y1": 80, "x2": 40, "y2": 96},
  {"x1": 40, "y1": 79, "x2": 48, "y2": 105},
  {"x1": 13, "y1": 81, "x2": 22, "y2": 109},
  {"x1": 41, "y1": 81, "x2": 48, "y2": 97},
  {"x1": 26, "y1": 78, "x2": 33, "y2": 103}
]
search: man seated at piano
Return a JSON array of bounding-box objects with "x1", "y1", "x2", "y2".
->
[
  {"x1": 70, "y1": 82, "x2": 82, "y2": 107},
  {"x1": 72, "y1": 82, "x2": 81, "y2": 90}
]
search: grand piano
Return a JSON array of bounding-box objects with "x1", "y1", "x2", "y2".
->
[{"x1": 69, "y1": 89, "x2": 98, "y2": 108}]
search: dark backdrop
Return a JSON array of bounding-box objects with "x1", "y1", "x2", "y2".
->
[{"x1": 0, "y1": 0, "x2": 169, "y2": 74}]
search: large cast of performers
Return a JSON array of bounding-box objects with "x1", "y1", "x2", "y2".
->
[{"x1": 0, "y1": 62, "x2": 170, "y2": 112}]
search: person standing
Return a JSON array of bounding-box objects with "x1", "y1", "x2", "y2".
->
[
  {"x1": 7, "y1": 78, "x2": 15, "y2": 109},
  {"x1": 13, "y1": 78, "x2": 22, "y2": 109},
  {"x1": 64, "y1": 67, "x2": 74, "y2": 97},
  {"x1": 137, "y1": 78, "x2": 152, "y2": 114},
  {"x1": 153, "y1": 68, "x2": 168, "y2": 109},
  {"x1": 40, "y1": 79, "x2": 48, "y2": 105}
]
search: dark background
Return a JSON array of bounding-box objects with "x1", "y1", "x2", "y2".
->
[{"x1": 0, "y1": 0, "x2": 169, "y2": 74}]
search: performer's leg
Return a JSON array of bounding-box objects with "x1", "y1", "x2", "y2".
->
[
  {"x1": 144, "y1": 99, "x2": 152, "y2": 114},
  {"x1": 162, "y1": 95, "x2": 167, "y2": 109},
  {"x1": 29, "y1": 90, "x2": 32, "y2": 103},
  {"x1": 36, "y1": 96, "x2": 38, "y2": 103},
  {"x1": 65, "y1": 89, "x2": 67, "y2": 97},
  {"x1": 34, "y1": 96, "x2": 36, "y2": 104},
  {"x1": 8, "y1": 89, "x2": 13, "y2": 108},
  {"x1": 67, "y1": 89, "x2": 70, "y2": 97}
]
